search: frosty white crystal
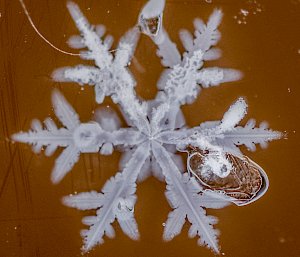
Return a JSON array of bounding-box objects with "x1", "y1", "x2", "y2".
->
[{"x1": 13, "y1": 0, "x2": 282, "y2": 254}]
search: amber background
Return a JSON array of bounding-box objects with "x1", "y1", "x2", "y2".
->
[{"x1": 0, "y1": 0, "x2": 299, "y2": 256}]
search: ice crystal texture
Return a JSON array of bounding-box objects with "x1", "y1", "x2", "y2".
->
[{"x1": 13, "y1": 0, "x2": 282, "y2": 254}]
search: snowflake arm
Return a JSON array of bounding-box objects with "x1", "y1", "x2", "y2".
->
[
  {"x1": 12, "y1": 90, "x2": 81, "y2": 184},
  {"x1": 193, "y1": 98, "x2": 282, "y2": 154},
  {"x1": 66, "y1": 1, "x2": 113, "y2": 69},
  {"x1": 152, "y1": 141, "x2": 227, "y2": 253},
  {"x1": 53, "y1": 1, "x2": 141, "y2": 110},
  {"x1": 151, "y1": 9, "x2": 242, "y2": 105},
  {"x1": 63, "y1": 141, "x2": 151, "y2": 252},
  {"x1": 12, "y1": 90, "x2": 145, "y2": 183},
  {"x1": 159, "y1": 98, "x2": 282, "y2": 155},
  {"x1": 214, "y1": 119, "x2": 283, "y2": 153},
  {"x1": 53, "y1": 2, "x2": 149, "y2": 133},
  {"x1": 12, "y1": 118, "x2": 73, "y2": 155}
]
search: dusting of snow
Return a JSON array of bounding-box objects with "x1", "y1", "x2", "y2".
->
[{"x1": 233, "y1": 0, "x2": 263, "y2": 25}]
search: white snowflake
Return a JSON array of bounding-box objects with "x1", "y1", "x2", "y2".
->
[{"x1": 12, "y1": 0, "x2": 282, "y2": 254}]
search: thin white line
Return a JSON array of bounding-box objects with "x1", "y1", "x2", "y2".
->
[{"x1": 18, "y1": 0, "x2": 81, "y2": 56}]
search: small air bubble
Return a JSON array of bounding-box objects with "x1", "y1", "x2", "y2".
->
[{"x1": 162, "y1": 223, "x2": 166, "y2": 227}]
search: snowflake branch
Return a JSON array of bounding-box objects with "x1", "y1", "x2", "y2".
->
[
  {"x1": 12, "y1": 90, "x2": 145, "y2": 183},
  {"x1": 52, "y1": 65, "x2": 102, "y2": 85},
  {"x1": 158, "y1": 98, "x2": 282, "y2": 155},
  {"x1": 12, "y1": 118, "x2": 73, "y2": 155},
  {"x1": 52, "y1": 89, "x2": 80, "y2": 130},
  {"x1": 66, "y1": 1, "x2": 113, "y2": 69},
  {"x1": 188, "y1": 9, "x2": 223, "y2": 55},
  {"x1": 150, "y1": 8, "x2": 242, "y2": 106},
  {"x1": 196, "y1": 67, "x2": 242, "y2": 88},
  {"x1": 63, "y1": 141, "x2": 151, "y2": 251},
  {"x1": 152, "y1": 141, "x2": 225, "y2": 253},
  {"x1": 152, "y1": 28, "x2": 181, "y2": 68}
]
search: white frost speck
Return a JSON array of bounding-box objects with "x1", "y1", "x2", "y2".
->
[{"x1": 240, "y1": 9, "x2": 249, "y2": 16}]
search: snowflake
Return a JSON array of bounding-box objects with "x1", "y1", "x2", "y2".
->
[{"x1": 12, "y1": 0, "x2": 282, "y2": 254}]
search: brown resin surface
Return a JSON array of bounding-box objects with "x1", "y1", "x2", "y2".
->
[{"x1": 0, "y1": 0, "x2": 299, "y2": 256}]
